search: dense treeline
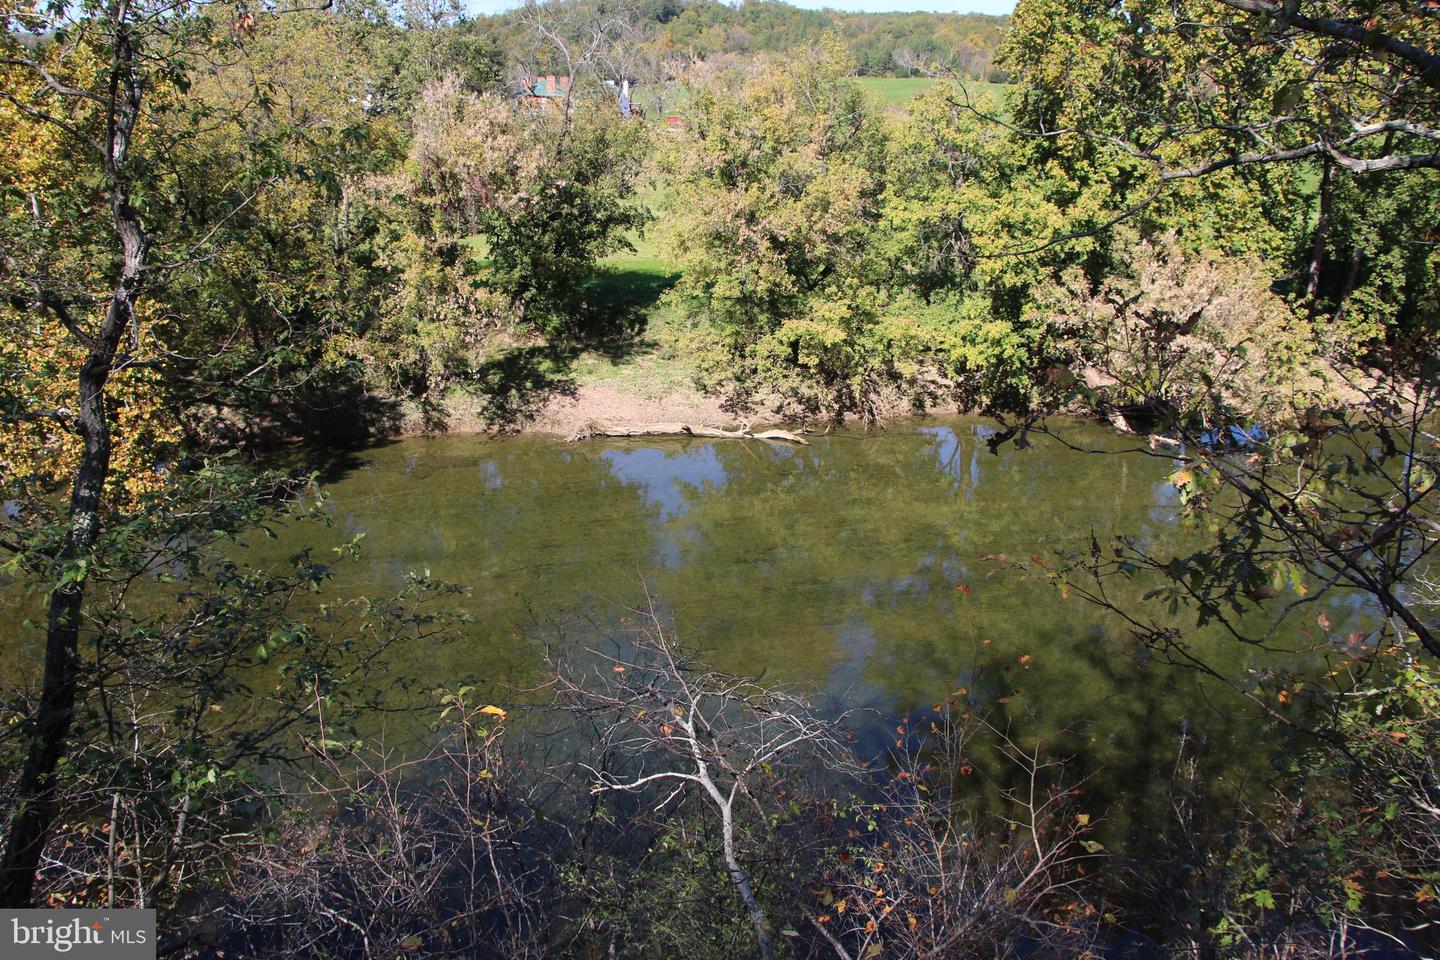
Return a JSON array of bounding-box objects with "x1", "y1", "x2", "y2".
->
[
  {"x1": 1, "y1": 0, "x2": 1437, "y2": 956},
  {"x1": 484, "y1": 0, "x2": 1010, "y2": 79},
  {"x1": 662, "y1": 1, "x2": 1437, "y2": 423},
  {"x1": 640, "y1": 1, "x2": 1008, "y2": 78}
]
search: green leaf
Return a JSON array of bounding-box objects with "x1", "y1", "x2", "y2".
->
[{"x1": 1271, "y1": 80, "x2": 1306, "y2": 113}]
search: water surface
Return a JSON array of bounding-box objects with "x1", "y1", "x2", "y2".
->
[
  {"x1": 0, "y1": 417, "x2": 1322, "y2": 849},
  {"x1": 276, "y1": 418, "x2": 1310, "y2": 835}
]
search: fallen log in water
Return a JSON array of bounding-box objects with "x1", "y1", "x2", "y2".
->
[{"x1": 568, "y1": 421, "x2": 809, "y2": 445}]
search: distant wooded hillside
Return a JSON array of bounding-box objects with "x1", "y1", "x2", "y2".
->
[{"x1": 488, "y1": 0, "x2": 1010, "y2": 78}]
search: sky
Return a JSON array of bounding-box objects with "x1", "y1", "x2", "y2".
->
[{"x1": 464, "y1": 0, "x2": 1015, "y2": 16}]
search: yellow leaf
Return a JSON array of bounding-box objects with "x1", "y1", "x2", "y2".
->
[{"x1": 480, "y1": 705, "x2": 507, "y2": 718}]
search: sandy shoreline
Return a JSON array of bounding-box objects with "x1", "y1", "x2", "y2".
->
[
  {"x1": 392, "y1": 365, "x2": 984, "y2": 440},
  {"x1": 397, "y1": 380, "x2": 834, "y2": 439}
]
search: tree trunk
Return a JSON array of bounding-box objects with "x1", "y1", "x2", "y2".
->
[
  {"x1": 1332, "y1": 248, "x2": 1363, "y2": 328},
  {"x1": 719, "y1": 804, "x2": 775, "y2": 960},
  {"x1": 1306, "y1": 158, "x2": 1332, "y2": 305},
  {"x1": 0, "y1": 7, "x2": 146, "y2": 907}
]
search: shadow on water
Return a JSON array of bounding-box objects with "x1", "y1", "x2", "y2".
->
[{"x1": 298, "y1": 441, "x2": 404, "y2": 487}]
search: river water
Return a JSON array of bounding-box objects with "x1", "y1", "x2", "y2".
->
[
  {"x1": 265, "y1": 417, "x2": 1323, "y2": 841},
  {"x1": 1, "y1": 416, "x2": 1332, "y2": 851}
]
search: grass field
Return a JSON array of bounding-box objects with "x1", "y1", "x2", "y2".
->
[{"x1": 857, "y1": 76, "x2": 1009, "y2": 107}]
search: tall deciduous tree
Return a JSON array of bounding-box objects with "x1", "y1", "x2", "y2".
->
[
  {"x1": 997, "y1": 0, "x2": 1438, "y2": 335},
  {"x1": 347, "y1": 72, "x2": 649, "y2": 400},
  {"x1": 0, "y1": 0, "x2": 165, "y2": 905},
  {"x1": 0, "y1": 0, "x2": 353, "y2": 905}
]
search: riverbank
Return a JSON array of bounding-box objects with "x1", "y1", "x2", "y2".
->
[
  {"x1": 391, "y1": 354, "x2": 1386, "y2": 444},
  {"x1": 382, "y1": 189, "x2": 1383, "y2": 443},
  {"x1": 390, "y1": 289, "x2": 927, "y2": 437},
  {"x1": 394, "y1": 371, "x2": 951, "y2": 439},
  {"x1": 413, "y1": 376, "x2": 736, "y2": 438}
]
